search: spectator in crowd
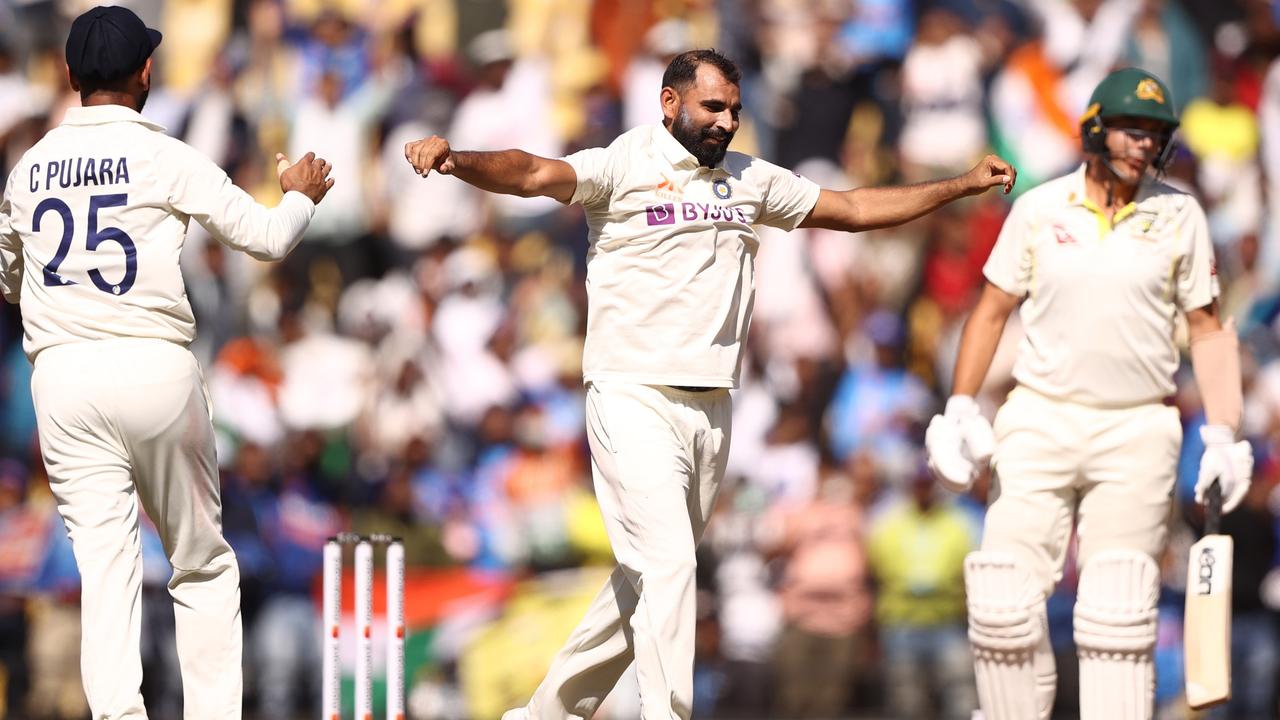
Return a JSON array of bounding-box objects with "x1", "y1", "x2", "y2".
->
[
  {"x1": 867, "y1": 462, "x2": 978, "y2": 719},
  {"x1": 768, "y1": 463, "x2": 872, "y2": 718}
]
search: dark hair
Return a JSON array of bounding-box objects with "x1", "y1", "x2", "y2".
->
[{"x1": 661, "y1": 49, "x2": 741, "y2": 91}]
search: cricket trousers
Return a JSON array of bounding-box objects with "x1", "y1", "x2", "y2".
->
[
  {"x1": 981, "y1": 385, "x2": 1182, "y2": 593},
  {"x1": 523, "y1": 381, "x2": 731, "y2": 720},
  {"x1": 31, "y1": 338, "x2": 242, "y2": 720}
]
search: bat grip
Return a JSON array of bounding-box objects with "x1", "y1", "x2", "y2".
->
[{"x1": 1205, "y1": 480, "x2": 1222, "y2": 536}]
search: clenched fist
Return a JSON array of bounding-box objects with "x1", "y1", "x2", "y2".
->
[
  {"x1": 404, "y1": 136, "x2": 456, "y2": 178},
  {"x1": 963, "y1": 154, "x2": 1017, "y2": 196},
  {"x1": 276, "y1": 152, "x2": 334, "y2": 204}
]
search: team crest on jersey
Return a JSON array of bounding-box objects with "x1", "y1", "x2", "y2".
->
[
  {"x1": 1132, "y1": 210, "x2": 1159, "y2": 236},
  {"x1": 1135, "y1": 79, "x2": 1165, "y2": 104},
  {"x1": 712, "y1": 178, "x2": 732, "y2": 200}
]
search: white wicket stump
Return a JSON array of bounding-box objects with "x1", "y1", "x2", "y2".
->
[
  {"x1": 387, "y1": 541, "x2": 406, "y2": 720},
  {"x1": 321, "y1": 533, "x2": 406, "y2": 720}
]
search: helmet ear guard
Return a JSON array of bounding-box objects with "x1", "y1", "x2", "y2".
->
[
  {"x1": 1078, "y1": 101, "x2": 1178, "y2": 175},
  {"x1": 1080, "y1": 102, "x2": 1108, "y2": 156}
]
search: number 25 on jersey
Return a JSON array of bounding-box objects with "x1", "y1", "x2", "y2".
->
[{"x1": 35, "y1": 193, "x2": 137, "y2": 295}]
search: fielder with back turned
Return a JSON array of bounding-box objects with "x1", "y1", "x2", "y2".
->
[
  {"x1": 0, "y1": 6, "x2": 333, "y2": 718},
  {"x1": 405, "y1": 49, "x2": 1016, "y2": 720},
  {"x1": 925, "y1": 67, "x2": 1251, "y2": 720}
]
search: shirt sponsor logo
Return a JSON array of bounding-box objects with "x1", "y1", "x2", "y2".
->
[
  {"x1": 656, "y1": 174, "x2": 684, "y2": 201},
  {"x1": 646, "y1": 203, "x2": 677, "y2": 225},
  {"x1": 1053, "y1": 225, "x2": 1077, "y2": 245},
  {"x1": 645, "y1": 202, "x2": 750, "y2": 226}
]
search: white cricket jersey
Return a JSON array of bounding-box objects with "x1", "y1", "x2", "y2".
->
[
  {"x1": 563, "y1": 125, "x2": 821, "y2": 388},
  {"x1": 984, "y1": 164, "x2": 1219, "y2": 407},
  {"x1": 0, "y1": 104, "x2": 315, "y2": 360}
]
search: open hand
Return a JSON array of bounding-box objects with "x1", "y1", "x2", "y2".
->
[
  {"x1": 964, "y1": 154, "x2": 1017, "y2": 196},
  {"x1": 276, "y1": 152, "x2": 334, "y2": 204},
  {"x1": 404, "y1": 136, "x2": 456, "y2": 178}
]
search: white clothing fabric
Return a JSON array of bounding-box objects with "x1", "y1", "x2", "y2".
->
[
  {"x1": 0, "y1": 102, "x2": 320, "y2": 720},
  {"x1": 0, "y1": 104, "x2": 314, "y2": 359},
  {"x1": 520, "y1": 381, "x2": 731, "y2": 720},
  {"x1": 33, "y1": 338, "x2": 242, "y2": 720},
  {"x1": 983, "y1": 165, "x2": 1218, "y2": 406},
  {"x1": 981, "y1": 387, "x2": 1181, "y2": 596},
  {"x1": 899, "y1": 35, "x2": 986, "y2": 170},
  {"x1": 562, "y1": 124, "x2": 820, "y2": 388},
  {"x1": 451, "y1": 59, "x2": 562, "y2": 222},
  {"x1": 381, "y1": 122, "x2": 481, "y2": 251}
]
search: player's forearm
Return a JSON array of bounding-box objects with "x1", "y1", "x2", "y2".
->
[
  {"x1": 1188, "y1": 304, "x2": 1243, "y2": 432},
  {"x1": 449, "y1": 150, "x2": 546, "y2": 198},
  {"x1": 838, "y1": 178, "x2": 969, "y2": 231},
  {"x1": 951, "y1": 303, "x2": 1010, "y2": 397}
]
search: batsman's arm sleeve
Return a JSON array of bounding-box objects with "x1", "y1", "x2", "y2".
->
[
  {"x1": 163, "y1": 138, "x2": 316, "y2": 261},
  {"x1": 0, "y1": 167, "x2": 24, "y2": 304}
]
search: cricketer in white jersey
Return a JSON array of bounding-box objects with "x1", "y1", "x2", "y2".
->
[
  {"x1": 405, "y1": 49, "x2": 1016, "y2": 720},
  {"x1": 926, "y1": 68, "x2": 1252, "y2": 720},
  {"x1": 0, "y1": 6, "x2": 333, "y2": 719}
]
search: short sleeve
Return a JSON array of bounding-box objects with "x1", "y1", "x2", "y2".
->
[
  {"x1": 982, "y1": 196, "x2": 1033, "y2": 297},
  {"x1": 561, "y1": 134, "x2": 626, "y2": 208},
  {"x1": 1175, "y1": 198, "x2": 1219, "y2": 311},
  {"x1": 755, "y1": 160, "x2": 822, "y2": 230}
]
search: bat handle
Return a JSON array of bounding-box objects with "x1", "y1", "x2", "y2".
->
[{"x1": 1206, "y1": 480, "x2": 1222, "y2": 536}]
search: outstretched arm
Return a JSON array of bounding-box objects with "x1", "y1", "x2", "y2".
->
[
  {"x1": 799, "y1": 155, "x2": 1016, "y2": 232},
  {"x1": 404, "y1": 135, "x2": 578, "y2": 203}
]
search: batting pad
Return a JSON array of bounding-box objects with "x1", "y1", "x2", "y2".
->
[
  {"x1": 1074, "y1": 549, "x2": 1160, "y2": 720},
  {"x1": 965, "y1": 552, "x2": 1054, "y2": 720}
]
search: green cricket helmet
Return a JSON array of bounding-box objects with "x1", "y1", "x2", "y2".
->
[{"x1": 1080, "y1": 67, "x2": 1179, "y2": 169}]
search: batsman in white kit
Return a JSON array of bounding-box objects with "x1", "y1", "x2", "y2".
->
[
  {"x1": 0, "y1": 6, "x2": 333, "y2": 718},
  {"x1": 926, "y1": 67, "x2": 1252, "y2": 720},
  {"x1": 405, "y1": 49, "x2": 1016, "y2": 720}
]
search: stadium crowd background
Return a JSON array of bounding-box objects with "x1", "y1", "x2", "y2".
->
[{"x1": 1, "y1": 0, "x2": 1279, "y2": 717}]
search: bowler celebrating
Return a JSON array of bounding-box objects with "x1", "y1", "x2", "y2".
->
[{"x1": 406, "y1": 49, "x2": 1015, "y2": 720}]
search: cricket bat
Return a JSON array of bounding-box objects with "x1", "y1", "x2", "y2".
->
[{"x1": 1184, "y1": 480, "x2": 1232, "y2": 710}]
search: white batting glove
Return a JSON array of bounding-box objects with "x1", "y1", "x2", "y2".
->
[
  {"x1": 1196, "y1": 425, "x2": 1252, "y2": 514},
  {"x1": 926, "y1": 395, "x2": 995, "y2": 493}
]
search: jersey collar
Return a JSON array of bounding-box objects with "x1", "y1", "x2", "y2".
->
[
  {"x1": 1068, "y1": 163, "x2": 1155, "y2": 233},
  {"x1": 62, "y1": 104, "x2": 166, "y2": 132}
]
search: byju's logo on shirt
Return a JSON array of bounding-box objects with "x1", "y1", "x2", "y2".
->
[
  {"x1": 644, "y1": 202, "x2": 750, "y2": 226},
  {"x1": 646, "y1": 204, "x2": 677, "y2": 225}
]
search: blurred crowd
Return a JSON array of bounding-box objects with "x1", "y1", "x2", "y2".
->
[{"x1": 1, "y1": 0, "x2": 1280, "y2": 718}]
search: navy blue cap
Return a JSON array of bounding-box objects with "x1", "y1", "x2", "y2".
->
[{"x1": 65, "y1": 5, "x2": 162, "y2": 82}]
